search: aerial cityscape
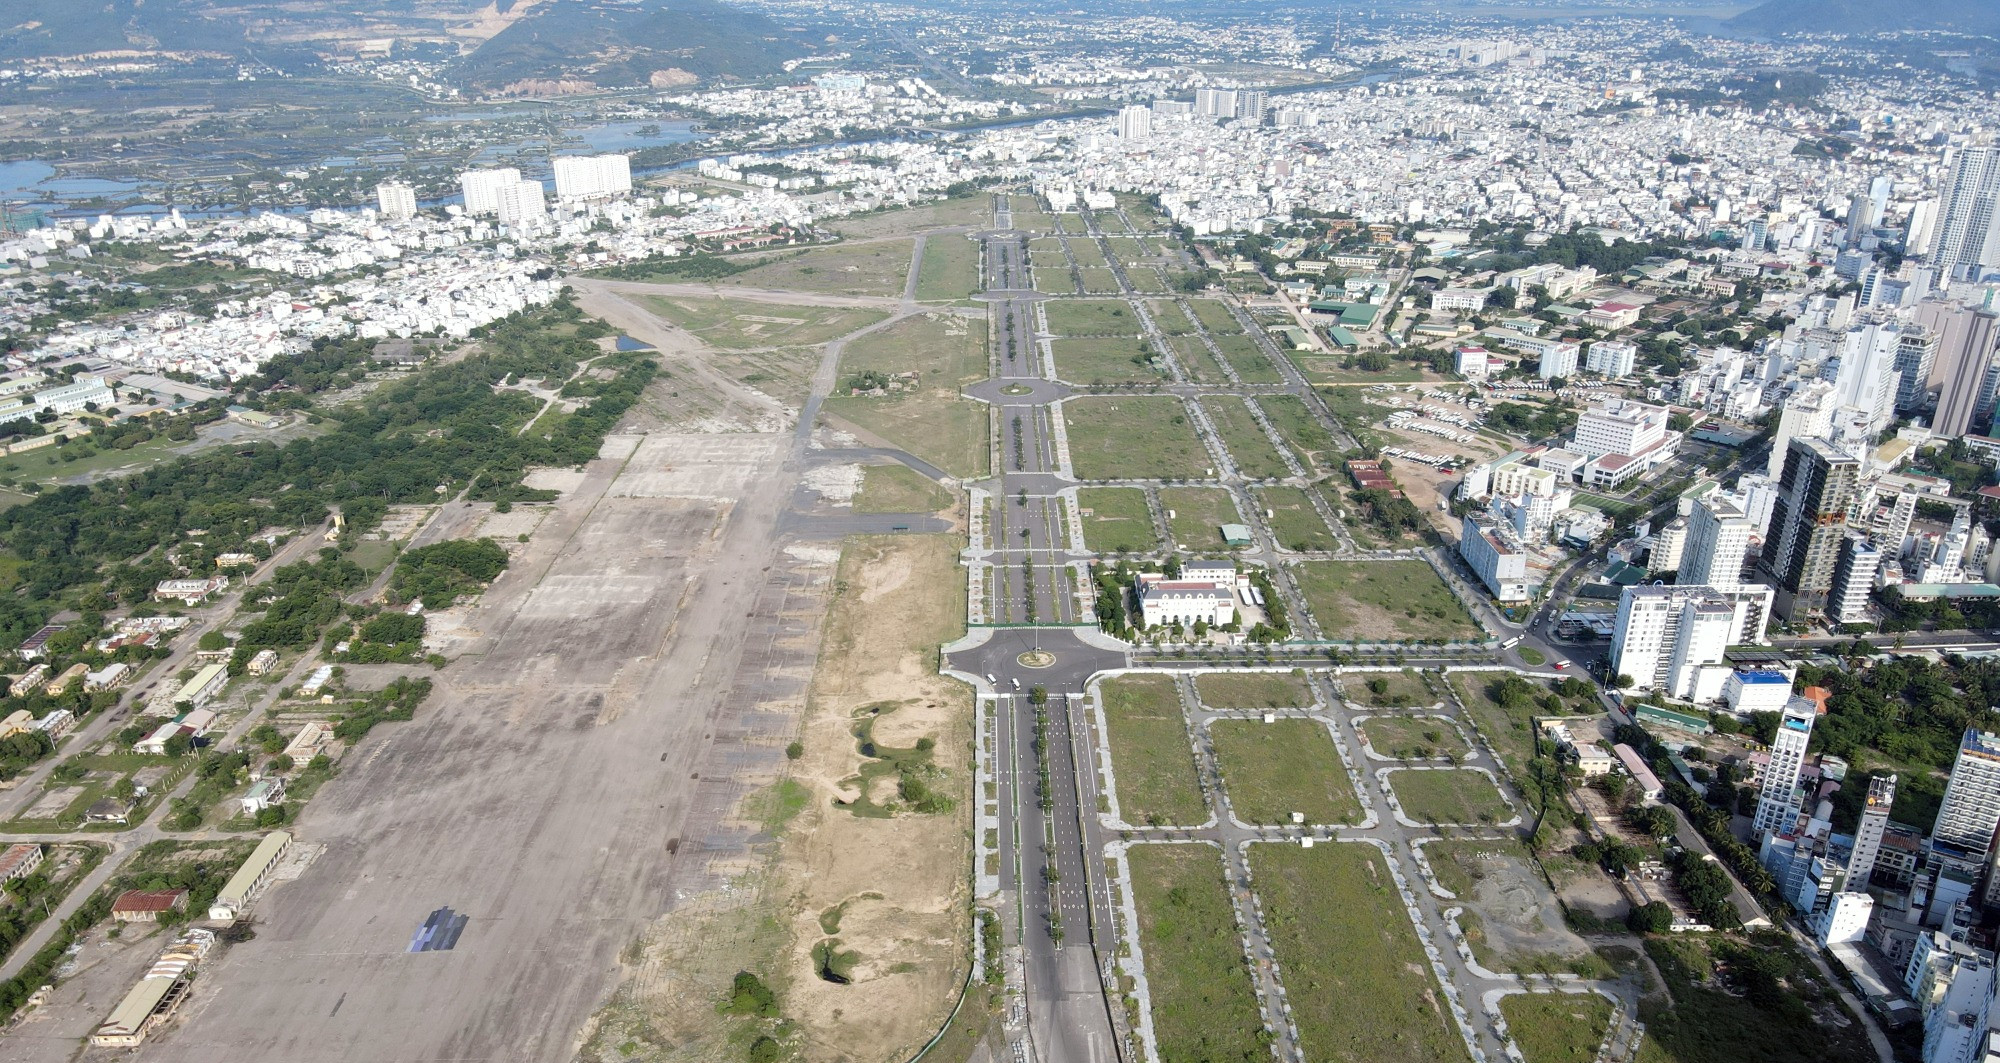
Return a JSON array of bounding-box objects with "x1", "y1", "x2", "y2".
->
[{"x1": 1, "y1": 0, "x2": 2000, "y2": 1061}]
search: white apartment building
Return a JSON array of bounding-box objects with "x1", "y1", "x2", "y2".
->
[
  {"x1": 1934, "y1": 729, "x2": 2000, "y2": 860},
  {"x1": 552, "y1": 154, "x2": 634, "y2": 201},
  {"x1": 1539, "y1": 342, "x2": 1578, "y2": 380},
  {"x1": 495, "y1": 179, "x2": 548, "y2": 227},
  {"x1": 1570, "y1": 398, "x2": 1669, "y2": 460},
  {"x1": 459, "y1": 168, "x2": 523, "y2": 216},
  {"x1": 1752, "y1": 694, "x2": 1818, "y2": 835},
  {"x1": 1610, "y1": 583, "x2": 1773, "y2": 699},
  {"x1": 1848, "y1": 774, "x2": 1896, "y2": 889},
  {"x1": 1766, "y1": 380, "x2": 1834, "y2": 478},
  {"x1": 375, "y1": 181, "x2": 418, "y2": 222},
  {"x1": 1829, "y1": 533, "x2": 1882, "y2": 626},
  {"x1": 1433, "y1": 287, "x2": 1491, "y2": 313},
  {"x1": 1680, "y1": 494, "x2": 1753, "y2": 588},
  {"x1": 1117, "y1": 105, "x2": 1153, "y2": 141},
  {"x1": 1459, "y1": 513, "x2": 1530, "y2": 602},
  {"x1": 1585, "y1": 340, "x2": 1637, "y2": 378}
]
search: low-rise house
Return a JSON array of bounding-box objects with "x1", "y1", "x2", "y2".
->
[
  {"x1": 43, "y1": 662, "x2": 87, "y2": 695},
  {"x1": 152, "y1": 577, "x2": 228, "y2": 604},
  {"x1": 85, "y1": 662, "x2": 131, "y2": 691},
  {"x1": 0, "y1": 843, "x2": 43, "y2": 883},
  {"x1": 111, "y1": 889, "x2": 189, "y2": 923},
  {"x1": 246, "y1": 649, "x2": 280, "y2": 675},
  {"x1": 240, "y1": 778, "x2": 286, "y2": 815}
]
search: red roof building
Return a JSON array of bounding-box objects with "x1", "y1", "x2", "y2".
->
[{"x1": 112, "y1": 889, "x2": 189, "y2": 923}]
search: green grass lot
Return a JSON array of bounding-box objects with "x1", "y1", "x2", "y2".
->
[
  {"x1": 1212, "y1": 719, "x2": 1362, "y2": 826},
  {"x1": 1170, "y1": 336, "x2": 1232, "y2": 384},
  {"x1": 914, "y1": 234, "x2": 983, "y2": 302},
  {"x1": 1160, "y1": 487, "x2": 1243, "y2": 551},
  {"x1": 1185, "y1": 299, "x2": 1245, "y2": 335},
  {"x1": 1077, "y1": 487, "x2": 1160, "y2": 554},
  {"x1": 1079, "y1": 267, "x2": 1125, "y2": 294},
  {"x1": 1194, "y1": 670, "x2": 1315, "y2": 709},
  {"x1": 839, "y1": 309, "x2": 989, "y2": 388},
  {"x1": 1500, "y1": 993, "x2": 1613, "y2": 1063},
  {"x1": 1448, "y1": 673, "x2": 1546, "y2": 787},
  {"x1": 1251, "y1": 842, "x2": 1472, "y2": 1063},
  {"x1": 1212, "y1": 334, "x2": 1286, "y2": 383},
  {"x1": 1103, "y1": 236, "x2": 1151, "y2": 262},
  {"x1": 1066, "y1": 240, "x2": 1109, "y2": 268},
  {"x1": 1046, "y1": 299, "x2": 1141, "y2": 335},
  {"x1": 1295, "y1": 561, "x2": 1481, "y2": 642},
  {"x1": 1344, "y1": 669, "x2": 1436, "y2": 708},
  {"x1": 639, "y1": 295, "x2": 888, "y2": 350},
  {"x1": 1034, "y1": 263, "x2": 1080, "y2": 295},
  {"x1": 718, "y1": 240, "x2": 914, "y2": 298},
  {"x1": 1200, "y1": 398, "x2": 1291, "y2": 479},
  {"x1": 831, "y1": 194, "x2": 992, "y2": 239},
  {"x1": 1126, "y1": 270, "x2": 1169, "y2": 294},
  {"x1": 1126, "y1": 844, "x2": 1269, "y2": 1063},
  {"x1": 1149, "y1": 301, "x2": 1197, "y2": 335},
  {"x1": 854, "y1": 464, "x2": 952, "y2": 513},
  {"x1": 1257, "y1": 396, "x2": 1342, "y2": 474},
  {"x1": 823, "y1": 395, "x2": 990, "y2": 479},
  {"x1": 1258, "y1": 486, "x2": 1338, "y2": 552},
  {"x1": 1063, "y1": 397, "x2": 1213, "y2": 481},
  {"x1": 1052, "y1": 337, "x2": 1169, "y2": 385},
  {"x1": 1389, "y1": 768, "x2": 1511, "y2": 825},
  {"x1": 1030, "y1": 251, "x2": 1073, "y2": 273},
  {"x1": 1100, "y1": 675, "x2": 1208, "y2": 826},
  {"x1": 1298, "y1": 356, "x2": 1432, "y2": 384},
  {"x1": 1638, "y1": 936, "x2": 1875, "y2": 1063},
  {"x1": 1316, "y1": 387, "x2": 1392, "y2": 453},
  {"x1": 1359, "y1": 715, "x2": 1470, "y2": 760},
  {"x1": 1115, "y1": 193, "x2": 1172, "y2": 231}
]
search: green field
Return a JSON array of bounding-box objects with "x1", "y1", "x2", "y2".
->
[
  {"x1": 1100, "y1": 675, "x2": 1208, "y2": 826},
  {"x1": 823, "y1": 395, "x2": 989, "y2": 479},
  {"x1": 1077, "y1": 487, "x2": 1160, "y2": 554},
  {"x1": 1200, "y1": 398, "x2": 1291, "y2": 479},
  {"x1": 1388, "y1": 768, "x2": 1512, "y2": 825},
  {"x1": 1063, "y1": 397, "x2": 1214, "y2": 481},
  {"x1": 1067, "y1": 239, "x2": 1109, "y2": 269},
  {"x1": 854, "y1": 464, "x2": 951, "y2": 513},
  {"x1": 1127, "y1": 845, "x2": 1269, "y2": 1063},
  {"x1": 1359, "y1": 715, "x2": 1469, "y2": 760},
  {"x1": 1212, "y1": 719, "x2": 1362, "y2": 826},
  {"x1": 1251, "y1": 842, "x2": 1471, "y2": 1063},
  {"x1": 1345, "y1": 669, "x2": 1436, "y2": 708},
  {"x1": 1257, "y1": 396, "x2": 1342, "y2": 474},
  {"x1": 1185, "y1": 299, "x2": 1245, "y2": 335},
  {"x1": 1079, "y1": 267, "x2": 1124, "y2": 294},
  {"x1": 1447, "y1": 672, "x2": 1547, "y2": 787},
  {"x1": 914, "y1": 233, "x2": 983, "y2": 302},
  {"x1": 1194, "y1": 671, "x2": 1313, "y2": 709},
  {"x1": 1212, "y1": 334, "x2": 1286, "y2": 383},
  {"x1": 1295, "y1": 561, "x2": 1481, "y2": 642},
  {"x1": 1159, "y1": 487, "x2": 1243, "y2": 550},
  {"x1": 1170, "y1": 336, "x2": 1232, "y2": 384},
  {"x1": 1638, "y1": 936, "x2": 1875, "y2": 1063},
  {"x1": 640, "y1": 295, "x2": 888, "y2": 350},
  {"x1": 1046, "y1": 298, "x2": 1141, "y2": 335},
  {"x1": 1126, "y1": 269, "x2": 1170, "y2": 294},
  {"x1": 1149, "y1": 301, "x2": 1197, "y2": 335},
  {"x1": 1034, "y1": 261, "x2": 1079, "y2": 295},
  {"x1": 1103, "y1": 236, "x2": 1151, "y2": 262},
  {"x1": 832, "y1": 194, "x2": 993, "y2": 239},
  {"x1": 1052, "y1": 337, "x2": 1168, "y2": 385},
  {"x1": 719, "y1": 240, "x2": 914, "y2": 297},
  {"x1": 839, "y1": 310, "x2": 987, "y2": 388},
  {"x1": 1500, "y1": 993, "x2": 1614, "y2": 1063},
  {"x1": 1258, "y1": 487, "x2": 1337, "y2": 552}
]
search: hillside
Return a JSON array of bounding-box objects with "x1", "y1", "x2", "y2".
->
[
  {"x1": 455, "y1": 0, "x2": 816, "y2": 93},
  {"x1": 1730, "y1": 0, "x2": 2000, "y2": 36},
  {"x1": 0, "y1": 0, "x2": 526, "y2": 62}
]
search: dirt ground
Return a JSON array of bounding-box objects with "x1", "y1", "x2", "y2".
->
[
  {"x1": 778, "y1": 534, "x2": 973, "y2": 1063},
  {"x1": 1441, "y1": 843, "x2": 1596, "y2": 971}
]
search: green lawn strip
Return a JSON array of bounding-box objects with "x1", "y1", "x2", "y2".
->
[
  {"x1": 1256, "y1": 486, "x2": 1337, "y2": 551},
  {"x1": 1193, "y1": 671, "x2": 1313, "y2": 709},
  {"x1": 1212, "y1": 334, "x2": 1285, "y2": 383},
  {"x1": 1256, "y1": 395, "x2": 1342, "y2": 474},
  {"x1": 1295, "y1": 560, "x2": 1481, "y2": 642},
  {"x1": 1499, "y1": 993, "x2": 1614, "y2": 1063},
  {"x1": 1077, "y1": 487, "x2": 1160, "y2": 554},
  {"x1": 1211, "y1": 719, "x2": 1362, "y2": 826},
  {"x1": 1101, "y1": 675, "x2": 1207, "y2": 826},
  {"x1": 1199, "y1": 397, "x2": 1291, "y2": 479},
  {"x1": 1064, "y1": 397, "x2": 1213, "y2": 481},
  {"x1": 1186, "y1": 299, "x2": 1245, "y2": 335},
  {"x1": 1344, "y1": 669, "x2": 1436, "y2": 708},
  {"x1": 1518, "y1": 646, "x2": 1547, "y2": 666},
  {"x1": 914, "y1": 234, "x2": 982, "y2": 302},
  {"x1": 1359, "y1": 715, "x2": 1469, "y2": 760},
  {"x1": 1159, "y1": 487, "x2": 1242, "y2": 551},
  {"x1": 1251, "y1": 842, "x2": 1472, "y2": 1063},
  {"x1": 1127, "y1": 844, "x2": 1269, "y2": 1063},
  {"x1": 1052, "y1": 337, "x2": 1170, "y2": 385},
  {"x1": 854, "y1": 465, "x2": 951, "y2": 513},
  {"x1": 823, "y1": 395, "x2": 989, "y2": 479},
  {"x1": 1389, "y1": 768, "x2": 1511, "y2": 826},
  {"x1": 1045, "y1": 298, "x2": 1140, "y2": 335}
]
